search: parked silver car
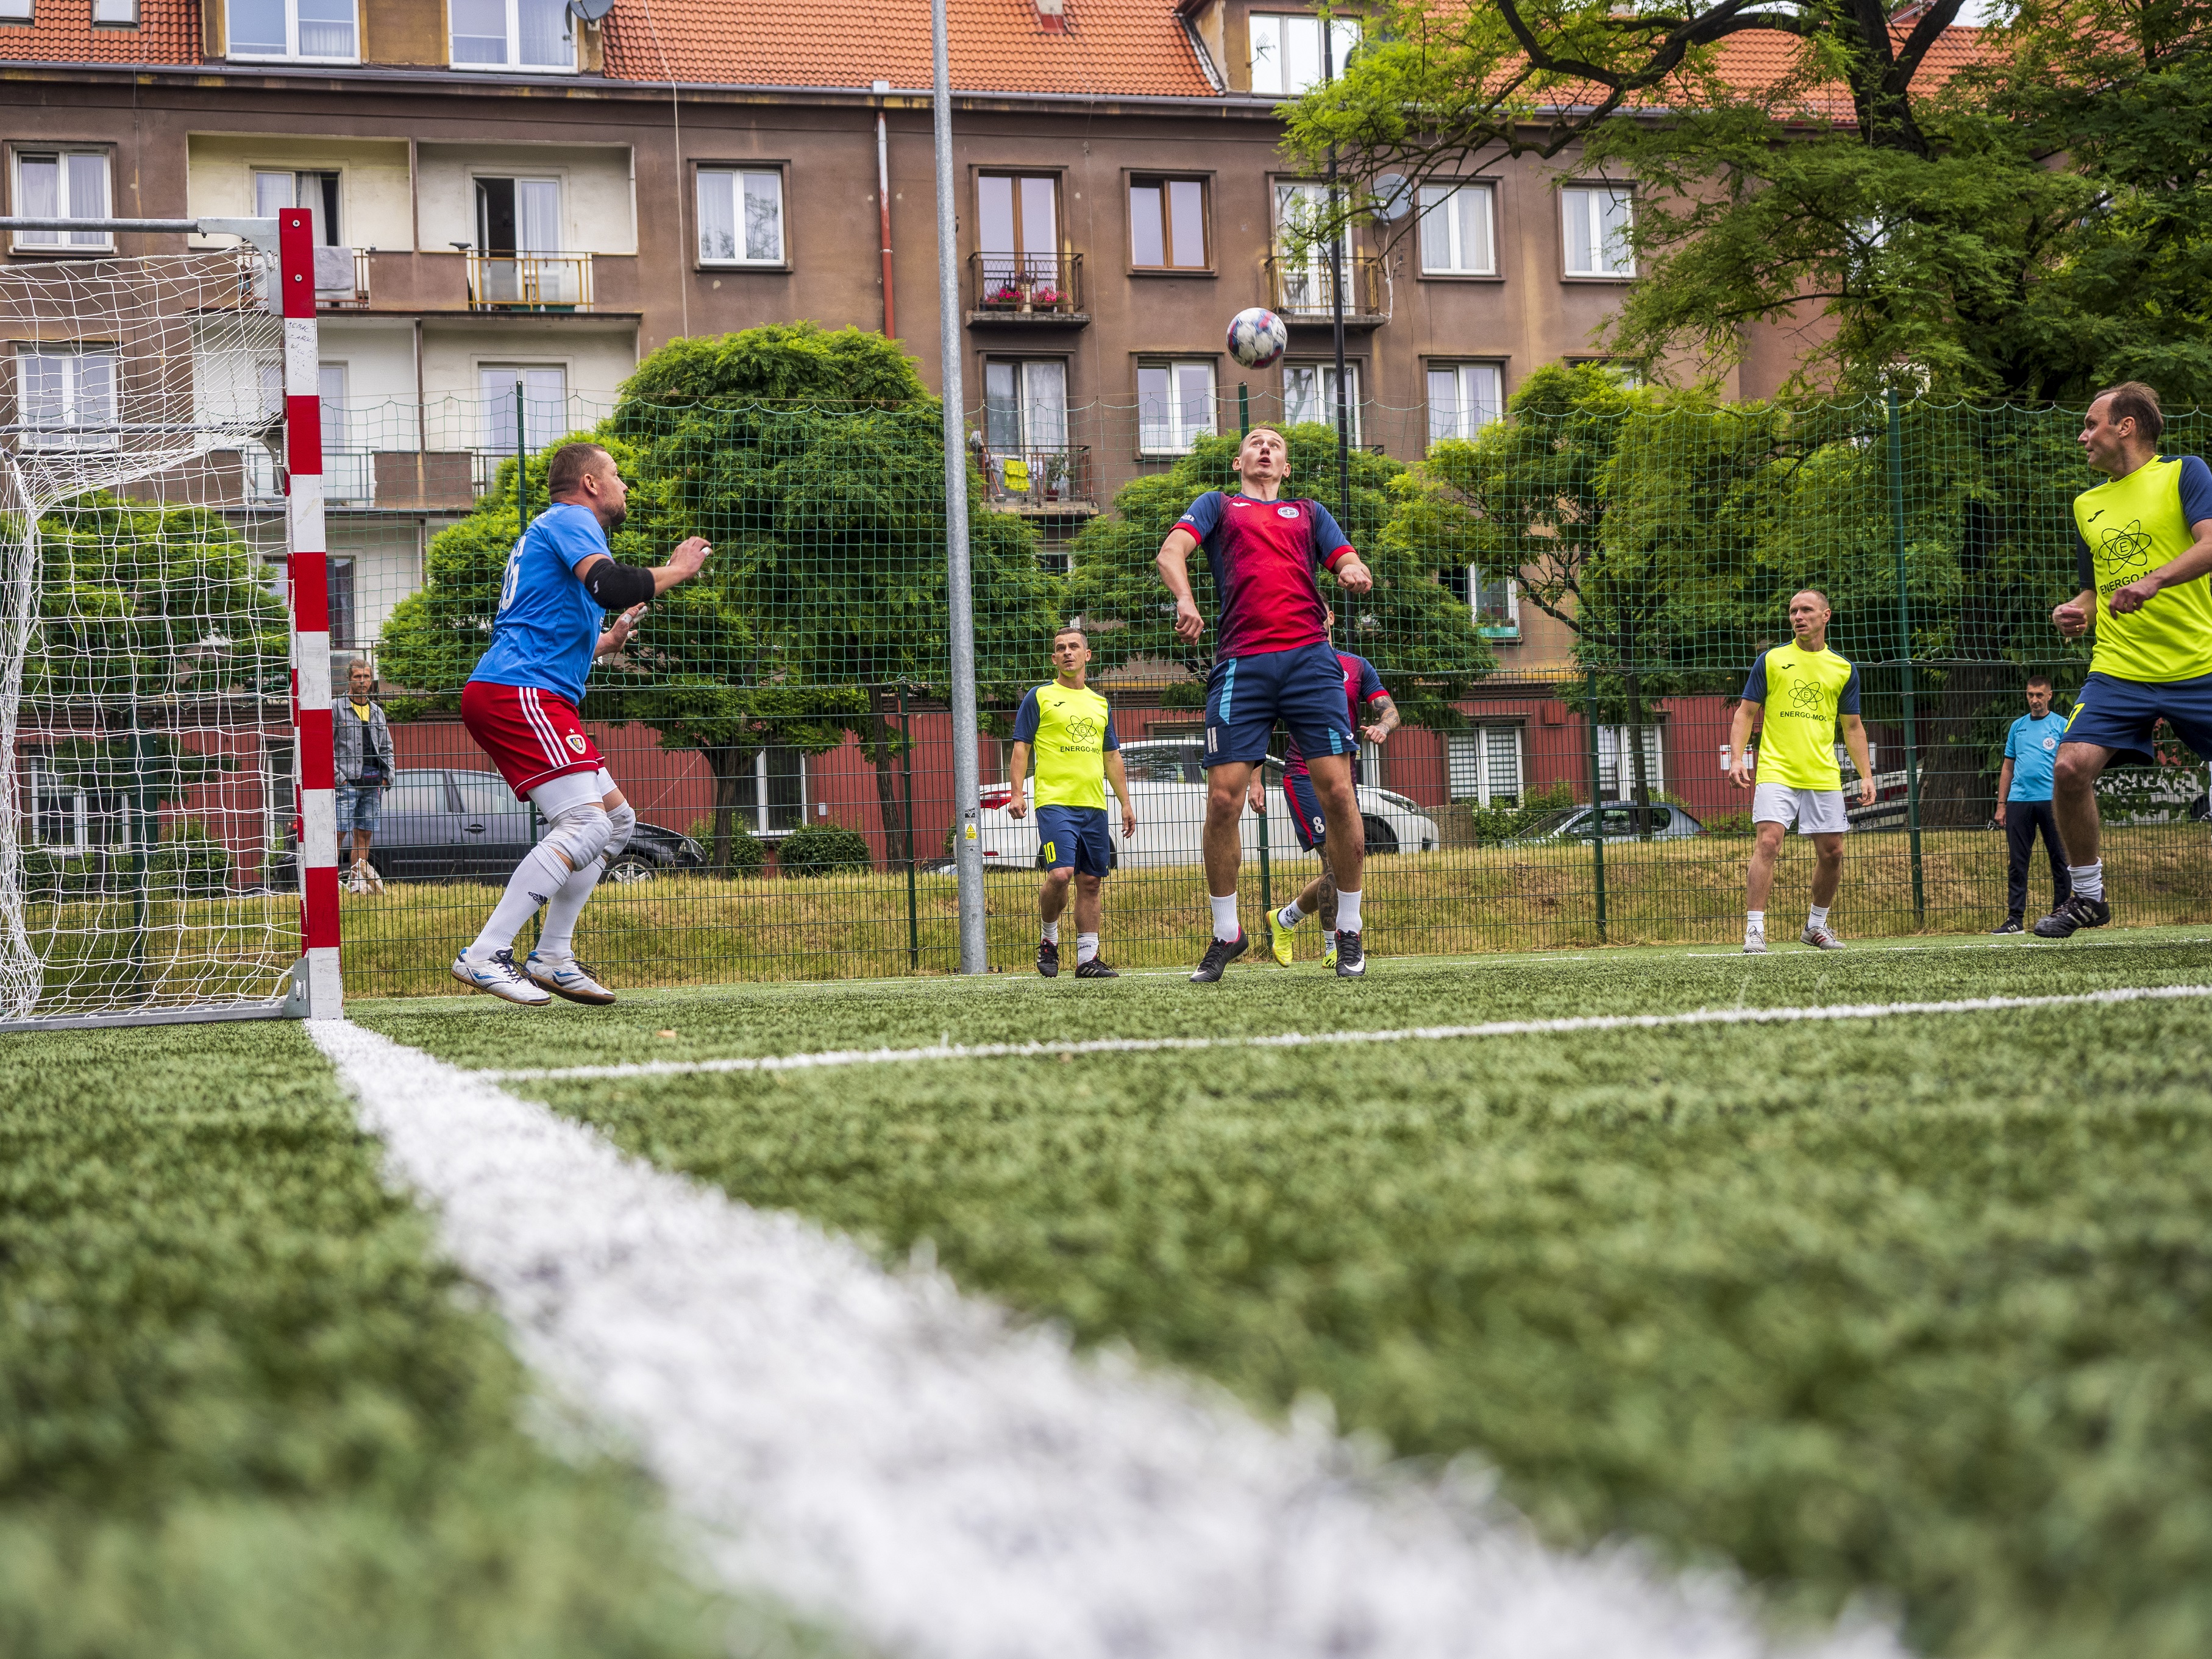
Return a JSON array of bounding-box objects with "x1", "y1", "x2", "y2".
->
[{"x1": 1516, "y1": 801, "x2": 1706, "y2": 844}]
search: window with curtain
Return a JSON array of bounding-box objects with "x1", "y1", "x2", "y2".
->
[
  {"x1": 1129, "y1": 177, "x2": 1207, "y2": 269},
  {"x1": 13, "y1": 151, "x2": 110, "y2": 249},
  {"x1": 697, "y1": 169, "x2": 784, "y2": 265},
  {"x1": 1562, "y1": 183, "x2": 1635, "y2": 277},
  {"x1": 1137, "y1": 361, "x2": 1214, "y2": 454},
  {"x1": 1597, "y1": 724, "x2": 1666, "y2": 800},
  {"x1": 449, "y1": 0, "x2": 572, "y2": 70},
  {"x1": 254, "y1": 169, "x2": 341, "y2": 245},
  {"x1": 1426, "y1": 363, "x2": 1503, "y2": 444},
  {"x1": 1248, "y1": 13, "x2": 1359, "y2": 94},
  {"x1": 475, "y1": 177, "x2": 561, "y2": 254},
  {"x1": 1418, "y1": 182, "x2": 1495, "y2": 275},
  {"x1": 977, "y1": 173, "x2": 1061, "y2": 298},
  {"x1": 18, "y1": 349, "x2": 118, "y2": 450},
  {"x1": 480, "y1": 365, "x2": 567, "y2": 455},
  {"x1": 227, "y1": 0, "x2": 357, "y2": 60},
  {"x1": 1448, "y1": 726, "x2": 1523, "y2": 806},
  {"x1": 1283, "y1": 362, "x2": 1360, "y2": 442}
]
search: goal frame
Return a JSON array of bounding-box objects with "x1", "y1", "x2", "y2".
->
[{"x1": 0, "y1": 211, "x2": 338, "y2": 1031}]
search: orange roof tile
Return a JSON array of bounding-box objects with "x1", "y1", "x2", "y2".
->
[
  {"x1": 601, "y1": 0, "x2": 1217, "y2": 97},
  {"x1": 0, "y1": 0, "x2": 197, "y2": 63}
]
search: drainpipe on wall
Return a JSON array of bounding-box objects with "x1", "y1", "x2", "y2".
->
[{"x1": 875, "y1": 80, "x2": 896, "y2": 339}]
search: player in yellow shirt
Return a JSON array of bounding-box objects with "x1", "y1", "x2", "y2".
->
[
  {"x1": 1005, "y1": 625, "x2": 1139, "y2": 978},
  {"x1": 2039, "y1": 382, "x2": 2212, "y2": 937},
  {"x1": 1726, "y1": 590, "x2": 1876, "y2": 953}
]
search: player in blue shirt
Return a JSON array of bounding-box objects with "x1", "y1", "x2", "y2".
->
[
  {"x1": 453, "y1": 442, "x2": 709, "y2": 1005},
  {"x1": 1991, "y1": 674, "x2": 2071, "y2": 933}
]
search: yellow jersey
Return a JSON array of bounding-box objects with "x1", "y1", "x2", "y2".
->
[
  {"x1": 2072, "y1": 455, "x2": 2212, "y2": 683},
  {"x1": 1743, "y1": 642, "x2": 1861, "y2": 790},
  {"x1": 1012, "y1": 680, "x2": 1118, "y2": 809}
]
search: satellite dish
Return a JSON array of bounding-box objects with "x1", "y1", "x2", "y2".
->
[
  {"x1": 568, "y1": 0, "x2": 614, "y2": 21},
  {"x1": 1371, "y1": 174, "x2": 1414, "y2": 221}
]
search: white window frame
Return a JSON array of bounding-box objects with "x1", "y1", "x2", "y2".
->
[
  {"x1": 1248, "y1": 12, "x2": 1360, "y2": 95},
  {"x1": 1418, "y1": 182, "x2": 1495, "y2": 275},
  {"x1": 1427, "y1": 362, "x2": 1504, "y2": 446},
  {"x1": 478, "y1": 362, "x2": 570, "y2": 455},
  {"x1": 1448, "y1": 725, "x2": 1524, "y2": 807},
  {"x1": 696, "y1": 167, "x2": 787, "y2": 267},
  {"x1": 449, "y1": 0, "x2": 576, "y2": 73},
  {"x1": 1128, "y1": 175, "x2": 1210, "y2": 271},
  {"x1": 1282, "y1": 361, "x2": 1361, "y2": 443},
  {"x1": 1137, "y1": 360, "x2": 1215, "y2": 456},
  {"x1": 11, "y1": 149, "x2": 112, "y2": 251},
  {"x1": 16, "y1": 347, "x2": 119, "y2": 451},
  {"x1": 1562, "y1": 183, "x2": 1635, "y2": 278},
  {"x1": 92, "y1": 0, "x2": 137, "y2": 21},
  {"x1": 0, "y1": 0, "x2": 35, "y2": 21},
  {"x1": 1597, "y1": 723, "x2": 1665, "y2": 800},
  {"x1": 225, "y1": 0, "x2": 360, "y2": 64},
  {"x1": 750, "y1": 747, "x2": 813, "y2": 837}
]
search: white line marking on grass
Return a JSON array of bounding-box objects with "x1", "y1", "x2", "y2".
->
[
  {"x1": 479, "y1": 982, "x2": 2212, "y2": 1084},
  {"x1": 311, "y1": 1019, "x2": 1900, "y2": 1659}
]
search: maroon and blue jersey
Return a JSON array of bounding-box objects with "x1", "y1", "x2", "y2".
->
[
  {"x1": 1284, "y1": 652, "x2": 1387, "y2": 778},
  {"x1": 1173, "y1": 491, "x2": 1355, "y2": 661}
]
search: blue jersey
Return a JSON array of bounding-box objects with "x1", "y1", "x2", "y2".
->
[
  {"x1": 2004, "y1": 711, "x2": 2066, "y2": 801},
  {"x1": 469, "y1": 503, "x2": 609, "y2": 706}
]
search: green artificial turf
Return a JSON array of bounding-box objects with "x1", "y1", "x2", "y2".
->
[
  {"x1": 0, "y1": 1021, "x2": 837, "y2": 1659},
  {"x1": 362, "y1": 933, "x2": 2212, "y2": 1659}
]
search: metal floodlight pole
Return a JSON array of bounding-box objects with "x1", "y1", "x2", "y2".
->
[
  {"x1": 1322, "y1": 27, "x2": 1351, "y2": 526},
  {"x1": 932, "y1": 0, "x2": 987, "y2": 974}
]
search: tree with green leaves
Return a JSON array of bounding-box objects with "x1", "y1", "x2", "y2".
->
[
  {"x1": 1284, "y1": 0, "x2": 2212, "y2": 403},
  {"x1": 1063, "y1": 423, "x2": 1492, "y2": 728}
]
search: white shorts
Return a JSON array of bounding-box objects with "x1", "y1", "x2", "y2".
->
[{"x1": 1752, "y1": 782, "x2": 1849, "y2": 835}]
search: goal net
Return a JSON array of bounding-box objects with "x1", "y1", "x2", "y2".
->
[{"x1": 0, "y1": 224, "x2": 320, "y2": 1028}]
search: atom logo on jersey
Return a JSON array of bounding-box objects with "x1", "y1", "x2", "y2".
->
[
  {"x1": 566, "y1": 733, "x2": 588, "y2": 753},
  {"x1": 2099, "y1": 519, "x2": 2153, "y2": 569},
  {"x1": 1789, "y1": 679, "x2": 1826, "y2": 712},
  {"x1": 1062, "y1": 716, "x2": 1101, "y2": 747}
]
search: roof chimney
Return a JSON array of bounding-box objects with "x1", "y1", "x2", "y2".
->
[{"x1": 1036, "y1": 0, "x2": 1067, "y2": 31}]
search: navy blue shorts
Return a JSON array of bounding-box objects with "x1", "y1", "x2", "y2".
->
[
  {"x1": 1282, "y1": 769, "x2": 1329, "y2": 850},
  {"x1": 1203, "y1": 641, "x2": 1355, "y2": 770},
  {"x1": 1036, "y1": 804, "x2": 1115, "y2": 878},
  {"x1": 2062, "y1": 670, "x2": 2212, "y2": 766}
]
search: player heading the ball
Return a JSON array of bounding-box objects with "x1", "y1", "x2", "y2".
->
[
  {"x1": 452, "y1": 442, "x2": 711, "y2": 1006},
  {"x1": 1155, "y1": 426, "x2": 1376, "y2": 981},
  {"x1": 1003, "y1": 625, "x2": 1138, "y2": 979},
  {"x1": 2039, "y1": 382, "x2": 2212, "y2": 939}
]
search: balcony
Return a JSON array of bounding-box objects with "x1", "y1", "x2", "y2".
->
[
  {"x1": 967, "y1": 252, "x2": 1087, "y2": 325},
  {"x1": 980, "y1": 444, "x2": 1095, "y2": 518},
  {"x1": 466, "y1": 252, "x2": 594, "y2": 313},
  {"x1": 320, "y1": 249, "x2": 373, "y2": 310},
  {"x1": 1264, "y1": 254, "x2": 1389, "y2": 327}
]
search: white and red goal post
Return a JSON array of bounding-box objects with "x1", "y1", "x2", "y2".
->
[{"x1": 279, "y1": 208, "x2": 343, "y2": 1020}]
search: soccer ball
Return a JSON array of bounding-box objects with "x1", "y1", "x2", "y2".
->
[{"x1": 1225, "y1": 307, "x2": 1288, "y2": 371}]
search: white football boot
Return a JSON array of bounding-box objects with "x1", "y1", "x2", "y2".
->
[
  {"x1": 1801, "y1": 921, "x2": 1844, "y2": 950},
  {"x1": 525, "y1": 951, "x2": 617, "y2": 1006},
  {"x1": 450, "y1": 947, "x2": 552, "y2": 1006}
]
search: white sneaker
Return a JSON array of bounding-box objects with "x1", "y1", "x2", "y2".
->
[
  {"x1": 352, "y1": 859, "x2": 383, "y2": 895},
  {"x1": 524, "y1": 951, "x2": 616, "y2": 1006},
  {"x1": 450, "y1": 948, "x2": 552, "y2": 1006},
  {"x1": 1801, "y1": 922, "x2": 1844, "y2": 950},
  {"x1": 1744, "y1": 923, "x2": 1767, "y2": 955}
]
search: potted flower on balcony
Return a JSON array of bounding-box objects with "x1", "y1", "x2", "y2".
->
[
  {"x1": 986, "y1": 282, "x2": 1023, "y2": 309},
  {"x1": 1028, "y1": 286, "x2": 1062, "y2": 312}
]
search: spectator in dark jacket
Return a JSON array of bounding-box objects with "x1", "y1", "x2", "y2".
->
[{"x1": 333, "y1": 658, "x2": 394, "y2": 893}]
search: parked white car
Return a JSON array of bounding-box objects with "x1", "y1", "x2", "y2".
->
[{"x1": 975, "y1": 738, "x2": 1441, "y2": 871}]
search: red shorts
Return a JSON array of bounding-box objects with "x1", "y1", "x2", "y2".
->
[{"x1": 460, "y1": 680, "x2": 605, "y2": 800}]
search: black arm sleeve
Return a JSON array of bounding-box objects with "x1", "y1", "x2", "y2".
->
[{"x1": 579, "y1": 557, "x2": 656, "y2": 611}]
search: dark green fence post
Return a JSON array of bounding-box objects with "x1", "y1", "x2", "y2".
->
[
  {"x1": 1257, "y1": 766, "x2": 1273, "y2": 912},
  {"x1": 1584, "y1": 675, "x2": 1607, "y2": 943},
  {"x1": 898, "y1": 685, "x2": 920, "y2": 970},
  {"x1": 1887, "y1": 389, "x2": 1927, "y2": 926},
  {"x1": 514, "y1": 377, "x2": 527, "y2": 538},
  {"x1": 1238, "y1": 382, "x2": 1250, "y2": 438}
]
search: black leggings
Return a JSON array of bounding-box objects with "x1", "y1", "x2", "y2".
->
[{"x1": 2005, "y1": 798, "x2": 2071, "y2": 918}]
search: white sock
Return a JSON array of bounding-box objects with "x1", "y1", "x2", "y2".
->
[
  {"x1": 468, "y1": 844, "x2": 570, "y2": 959},
  {"x1": 1209, "y1": 893, "x2": 1240, "y2": 942},
  {"x1": 1746, "y1": 909, "x2": 1766, "y2": 933},
  {"x1": 2069, "y1": 861, "x2": 2104, "y2": 900},
  {"x1": 1076, "y1": 933, "x2": 1099, "y2": 965},
  {"x1": 1335, "y1": 889, "x2": 1363, "y2": 934},
  {"x1": 1808, "y1": 904, "x2": 1830, "y2": 930},
  {"x1": 1322, "y1": 928, "x2": 1337, "y2": 953},
  {"x1": 536, "y1": 857, "x2": 605, "y2": 961},
  {"x1": 1278, "y1": 899, "x2": 1306, "y2": 928},
  {"x1": 1042, "y1": 918, "x2": 1060, "y2": 944}
]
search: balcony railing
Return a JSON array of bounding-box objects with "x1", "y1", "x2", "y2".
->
[
  {"x1": 321, "y1": 249, "x2": 372, "y2": 310},
  {"x1": 466, "y1": 252, "x2": 594, "y2": 312},
  {"x1": 981, "y1": 444, "x2": 1093, "y2": 514},
  {"x1": 1264, "y1": 254, "x2": 1389, "y2": 324},
  {"x1": 967, "y1": 252, "x2": 1086, "y2": 322}
]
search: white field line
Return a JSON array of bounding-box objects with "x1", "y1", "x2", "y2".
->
[
  {"x1": 311, "y1": 1019, "x2": 1901, "y2": 1659},
  {"x1": 478, "y1": 981, "x2": 2212, "y2": 1084}
]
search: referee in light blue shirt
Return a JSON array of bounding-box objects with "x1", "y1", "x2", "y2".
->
[{"x1": 1993, "y1": 673, "x2": 2072, "y2": 933}]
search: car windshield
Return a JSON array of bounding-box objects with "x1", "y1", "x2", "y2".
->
[
  {"x1": 1122, "y1": 742, "x2": 1206, "y2": 784},
  {"x1": 1524, "y1": 808, "x2": 1585, "y2": 835}
]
